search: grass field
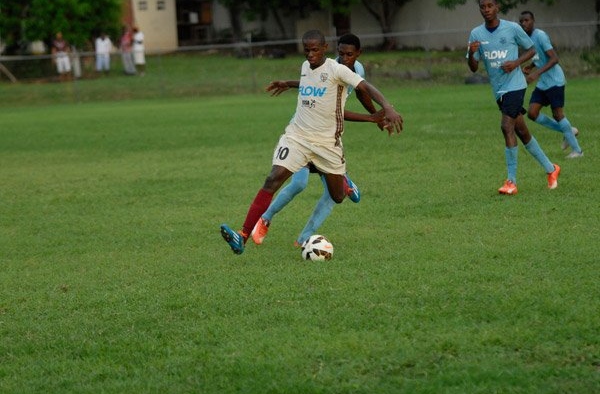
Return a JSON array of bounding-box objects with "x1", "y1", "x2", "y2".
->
[
  {"x1": 1, "y1": 48, "x2": 596, "y2": 105},
  {"x1": 1, "y1": 64, "x2": 599, "y2": 392}
]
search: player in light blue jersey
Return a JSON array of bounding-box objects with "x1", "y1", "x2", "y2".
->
[
  {"x1": 252, "y1": 33, "x2": 388, "y2": 247},
  {"x1": 519, "y1": 10, "x2": 583, "y2": 159},
  {"x1": 467, "y1": 0, "x2": 560, "y2": 195}
]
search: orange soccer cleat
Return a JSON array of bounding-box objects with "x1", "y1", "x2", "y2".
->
[{"x1": 498, "y1": 180, "x2": 518, "y2": 195}]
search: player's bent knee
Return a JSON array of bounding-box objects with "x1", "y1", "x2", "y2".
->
[{"x1": 263, "y1": 166, "x2": 292, "y2": 192}]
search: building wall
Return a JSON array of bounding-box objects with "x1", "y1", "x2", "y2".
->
[
  {"x1": 131, "y1": 0, "x2": 178, "y2": 52},
  {"x1": 295, "y1": 11, "x2": 336, "y2": 52},
  {"x1": 128, "y1": 0, "x2": 597, "y2": 52},
  {"x1": 350, "y1": 0, "x2": 597, "y2": 50},
  {"x1": 212, "y1": 2, "x2": 298, "y2": 42}
]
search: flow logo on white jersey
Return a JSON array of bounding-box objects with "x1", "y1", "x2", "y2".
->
[{"x1": 299, "y1": 85, "x2": 327, "y2": 97}]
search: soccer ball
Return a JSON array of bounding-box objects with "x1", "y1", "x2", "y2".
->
[{"x1": 301, "y1": 235, "x2": 333, "y2": 261}]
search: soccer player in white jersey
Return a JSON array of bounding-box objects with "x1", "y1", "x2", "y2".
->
[
  {"x1": 220, "y1": 30, "x2": 403, "y2": 254},
  {"x1": 467, "y1": 0, "x2": 560, "y2": 195},
  {"x1": 252, "y1": 33, "x2": 385, "y2": 248},
  {"x1": 519, "y1": 11, "x2": 583, "y2": 159}
]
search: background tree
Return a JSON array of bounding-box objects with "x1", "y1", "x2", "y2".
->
[
  {"x1": 305, "y1": 0, "x2": 415, "y2": 49},
  {"x1": 596, "y1": 0, "x2": 600, "y2": 45},
  {"x1": 218, "y1": 0, "x2": 322, "y2": 41},
  {"x1": 219, "y1": 0, "x2": 412, "y2": 46},
  {"x1": 216, "y1": 0, "x2": 246, "y2": 42},
  {"x1": 359, "y1": 0, "x2": 414, "y2": 50},
  {"x1": 0, "y1": 0, "x2": 121, "y2": 55},
  {"x1": 437, "y1": 0, "x2": 556, "y2": 14}
]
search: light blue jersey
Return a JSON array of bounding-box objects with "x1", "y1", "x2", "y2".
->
[
  {"x1": 530, "y1": 29, "x2": 565, "y2": 90},
  {"x1": 468, "y1": 20, "x2": 534, "y2": 100},
  {"x1": 347, "y1": 60, "x2": 365, "y2": 96}
]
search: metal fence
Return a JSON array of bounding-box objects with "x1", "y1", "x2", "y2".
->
[
  {"x1": 1, "y1": 22, "x2": 598, "y2": 106},
  {"x1": 2, "y1": 21, "x2": 598, "y2": 81}
]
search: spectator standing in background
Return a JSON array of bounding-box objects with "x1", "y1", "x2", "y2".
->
[
  {"x1": 132, "y1": 27, "x2": 146, "y2": 76},
  {"x1": 51, "y1": 32, "x2": 71, "y2": 82},
  {"x1": 95, "y1": 32, "x2": 113, "y2": 74},
  {"x1": 120, "y1": 26, "x2": 137, "y2": 75}
]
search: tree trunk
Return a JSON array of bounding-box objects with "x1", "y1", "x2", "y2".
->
[
  {"x1": 269, "y1": 7, "x2": 287, "y2": 39},
  {"x1": 228, "y1": 4, "x2": 243, "y2": 42},
  {"x1": 596, "y1": 0, "x2": 600, "y2": 46},
  {"x1": 333, "y1": 12, "x2": 351, "y2": 36},
  {"x1": 360, "y1": 0, "x2": 402, "y2": 50}
]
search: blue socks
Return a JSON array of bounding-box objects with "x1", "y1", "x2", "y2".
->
[
  {"x1": 535, "y1": 114, "x2": 582, "y2": 153},
  {"x1": 524, "y1": 136, "x2": 555, "y2": 173},
  {"x1": 534, "y1": 114, "x2": 562, "y2": 132},
  {"x1": 505, "y1": 136, "x2": 554, "y2": 185},
  {"x1": 505, "y1": 146, "x2": 518, "y2": 184},
  {"x1": 297, "y1": 175, "x2": 335, "y2": 245},
  {"x1": 558, "y1": 118, "x2": 582, "y2": 153},
  {"x1": 261, "y1": 167, "x2": 350, "y2": 245},
  {"x1": 262, "y1": 167, "x2": 309, "y2": 222},
  {"x1": 261, "y1": 167, "x2": 337, "y2": 245}
]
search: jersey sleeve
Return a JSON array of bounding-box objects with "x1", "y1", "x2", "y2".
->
[
  {"x1": 538, "y1": 30, "x2": 554, "y2": 52},
  {"x1": 514, "y1": 23, "x2": 534, "y2": 50},
  {"x1": 354, "y1": 60, "x2": 366, "y2": 79},
  {"x1": 335, "y1": 61, "x2": 364, "y2": 88}
]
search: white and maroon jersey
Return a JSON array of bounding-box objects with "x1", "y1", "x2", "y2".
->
[{"x1": 286, "y1": 58, "x2": 364, "y2": 147}]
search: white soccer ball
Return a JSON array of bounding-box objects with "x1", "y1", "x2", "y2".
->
[{"x1": 301, "y1": 235, "x2": 334, "y2": 261}]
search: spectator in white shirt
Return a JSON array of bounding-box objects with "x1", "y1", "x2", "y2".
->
[
  {"x1": 133, "y1": 27, "x2": 146, "y2": 76},
  {"x1": 95, "y1": 32, "x2": 113, "y2": 74}
]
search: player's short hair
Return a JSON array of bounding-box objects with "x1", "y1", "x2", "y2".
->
[
  {"x1": 338, "y1": 34, "x2": 361, "y2": 50},
  {"x1": 302, "y1": 30, "x2": 326, "y2": 44},
  {"x1": 520, "y1": 10, "x2": 535, "y2": 20}
]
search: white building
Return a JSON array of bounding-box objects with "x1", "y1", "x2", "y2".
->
[{"x1": 126, "y1": 0, "x2": 597, "y2": 52}]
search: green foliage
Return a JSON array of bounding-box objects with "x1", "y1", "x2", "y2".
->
[
  {"x1": 580, "y1": 48, "x2": 600, "y2": 72},
  {"x1": 438, "y1": 0, "x2": 556, "y2": 13},
  {"x1": 0, "y1": 0, "x2": 121, "y2": 53}
]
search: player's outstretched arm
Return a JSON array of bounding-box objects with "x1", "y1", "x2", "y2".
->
[
  {"x1": 355, "y1": 81, "x2": 403, "y2": 134},
  {"x1": 355, "y1": 88, "x2": 378, "y2": 115},
  {"x1": 344, "y1": 109, "x2": 385, "y2": 124},
  {"x1": 266, "y1": 80, "x2": 300, "y2": 96}
]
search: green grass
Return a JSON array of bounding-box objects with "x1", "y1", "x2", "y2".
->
[
  {"x1": 1, "y1": 48, "x2": 596, "y2": 106},
  {"x1": 1, "y1": 71, "x2": 599, "y2": 392}
]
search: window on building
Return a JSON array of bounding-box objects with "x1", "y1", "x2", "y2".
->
[
  {"x1": 138, "y1": 0, "x2": 147, "y2": 11},
  {"x1": 176, "y1": 0, "x2": 214, "y2": 45},
  {"x1": 157, "y1": 0, "x2": 165, "y2": 10}
]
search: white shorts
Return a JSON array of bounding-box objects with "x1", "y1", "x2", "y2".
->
[
  {"x1": 56, "y1": 53, "x2": 71, "y2": 74},
  {"x1": 133, "y1": 50, "x2": 145, "y2": 65},
  {"x1": 272, "y1": 133, "x2": 346, "y2": 175}
]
